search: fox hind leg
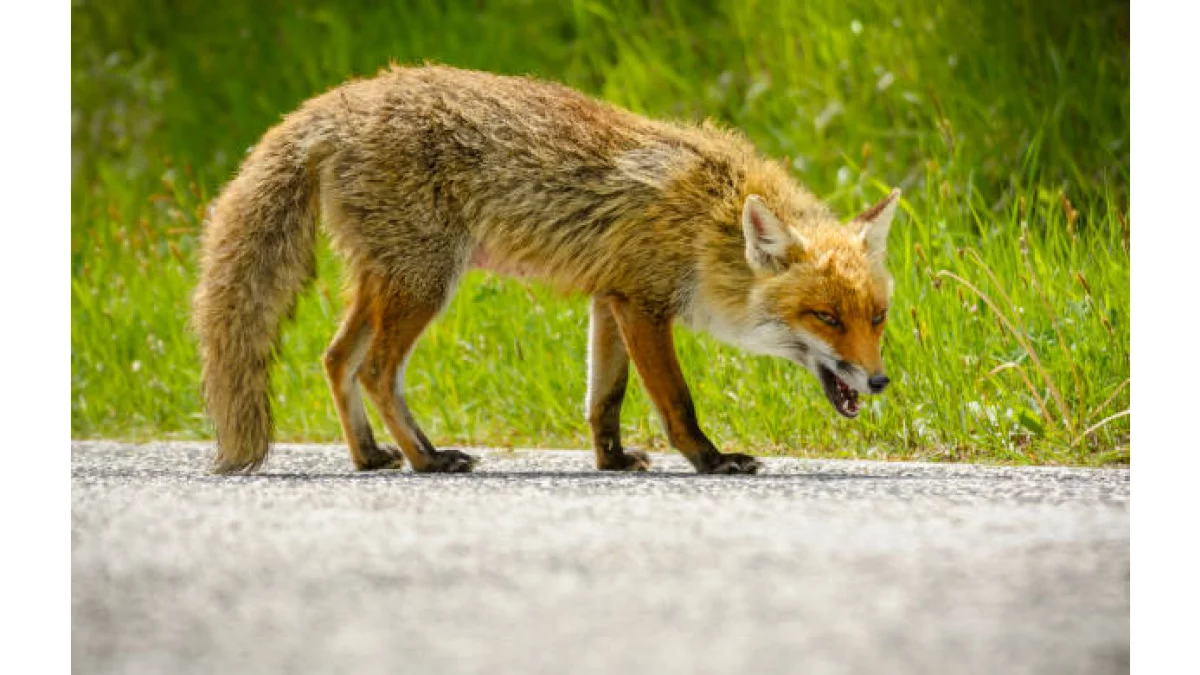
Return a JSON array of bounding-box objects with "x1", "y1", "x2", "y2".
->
[
  {"x1": 323, "y1": 283, "x2": 405, "y2": 471},
  {"x1": 358, "y1": 276, "x2": 477, "y2": 474},
  {"x1": 586, "y1": 296, "x2": 651, "y2": 472}
]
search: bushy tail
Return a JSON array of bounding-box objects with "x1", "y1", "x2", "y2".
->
[{"x1": 192, "y1": 116, "x2": 329, "y2": 474}]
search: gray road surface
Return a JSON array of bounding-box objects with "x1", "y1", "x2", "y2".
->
[{"x1": 72, "y1": 441, "x2": 1129, "y2": 675}]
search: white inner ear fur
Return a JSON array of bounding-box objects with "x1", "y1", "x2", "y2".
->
[
  {"x1": 857, "y1": 188, "x2": 901, "y2": 258},
  {"x1": 742, "y1": 195, "x2": 795, "y2": 271}
]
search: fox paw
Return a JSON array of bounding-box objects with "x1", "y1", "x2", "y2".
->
[
  {"x1": 414, "y1": 449, "x2": 478, "y2": 474},
  {"x1": 701, "y1": 452, "x2": 763, "y2": 475},
  {"x1": 597, "y1": 449, "x2": 652, "y2": 472},
  {"x1": 356, "y1": 445, "x2": 406, "y2": 472}
]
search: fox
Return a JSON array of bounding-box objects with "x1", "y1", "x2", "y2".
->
[{"x1": 192, "y1": 64, "x2": 900, "y2": 476}]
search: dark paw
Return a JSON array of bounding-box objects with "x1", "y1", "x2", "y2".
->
[
  {"x1": 356, "y1": 445, "x2": 406, "y2": 472},
  {"x1": 702, "y1": 452, "x2": 763, "y2": 475},
  {"x1": 415, "y1": 448, "x2": 479, "y2": 474},
  {"x1": 597, "y1": 449, "x2": 652, "y2": 472}
]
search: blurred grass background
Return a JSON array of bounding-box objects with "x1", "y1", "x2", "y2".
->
[{"x1": 71, "y1": 0, "x2": 1129, "y2": 464}]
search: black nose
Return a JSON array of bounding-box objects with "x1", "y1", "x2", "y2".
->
[{"x1": 868, "y1": 375, "x2": 890, "y2": 393}]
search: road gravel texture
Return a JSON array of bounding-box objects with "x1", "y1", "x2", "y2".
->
[{"x1": 72, "y1": 441, "x2": 1129, "y2": 675}]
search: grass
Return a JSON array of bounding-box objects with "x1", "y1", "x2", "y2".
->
[{"x1": 71, "y1": 0, "x2": 1129, "y2": 465}]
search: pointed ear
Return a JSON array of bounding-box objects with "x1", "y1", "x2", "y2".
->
[
  {"x1": 742, "y1": 195, "x2": 797, "y2": 273},
  {"x1": 855, "y1": 188, "x2": 901, "y2": 257}
]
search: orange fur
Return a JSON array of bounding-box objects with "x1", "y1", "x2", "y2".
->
[{"x1": 192, "y1": 65, "x2": 900, "y2": 475}]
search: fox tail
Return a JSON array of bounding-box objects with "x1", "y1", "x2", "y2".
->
[{"x1": 192, "y1": 113, "x2": 333, "y2": 474}]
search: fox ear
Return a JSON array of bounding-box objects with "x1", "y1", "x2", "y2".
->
[
  {"x1": 742, "y1": 195, "x2": 796, "y2": 272},
  {"x1": 855, "y1": 188, "x2": 901, "y2": 257}
]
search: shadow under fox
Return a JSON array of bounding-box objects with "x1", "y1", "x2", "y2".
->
[{"x1": 193, "y1": 65, "x2": 901, "y2": 475}]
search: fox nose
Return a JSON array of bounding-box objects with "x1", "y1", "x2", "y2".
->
[{"x1": 868, "y1": 374, "x2": 890, "y2": 393}]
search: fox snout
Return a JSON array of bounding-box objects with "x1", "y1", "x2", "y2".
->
[
  {"x1": 835, "y1": 358, "x2": 888, "y2": 395},
  {"x1": 868, "y1": 374, "x2": 890, "y2": 394}
]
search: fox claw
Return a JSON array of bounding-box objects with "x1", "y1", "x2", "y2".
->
[
  {"x1": 415, "y1": 448, "x2": 478, "y2": 474},
  {"x1": 356, "y1": 444, "x2": 407, "y2": 472},
  {"x1": 702, "y1": 453, "x2": 762, "y2": 475},
  {"x1": 597, "y1": 449, "x2": 652, "y2": 472}
]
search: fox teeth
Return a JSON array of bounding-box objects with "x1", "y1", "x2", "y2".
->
[
  {"x1": 834, "y1": 377, "x2": 859, "y2": 414},
  {"x1": 820, "y1": 366, "x2": 860, "y2": 418}
]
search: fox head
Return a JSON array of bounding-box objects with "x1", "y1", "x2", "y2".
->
[{"x1": 709, "y1": 189, "x2": 901, "y2": 419}]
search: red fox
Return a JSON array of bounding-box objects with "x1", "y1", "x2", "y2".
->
[{"x1": 193, "y1": 65, "x2": 900, "y2": 476}]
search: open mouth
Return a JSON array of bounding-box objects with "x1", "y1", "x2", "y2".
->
[{"x1": 818, "y1": 365, "x2": 860, "y2": 418}]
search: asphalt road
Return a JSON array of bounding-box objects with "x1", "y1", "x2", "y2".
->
[{"x1": 72, "y1": 441, "x2": 1129, "y2": 675}]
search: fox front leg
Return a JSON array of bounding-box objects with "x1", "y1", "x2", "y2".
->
[
  {"x1": 586, "y1": 296, "x2": 652, "y2": 472},
  {"x1": 605, "y1": 295, "x2": 762, "y2": 475}
]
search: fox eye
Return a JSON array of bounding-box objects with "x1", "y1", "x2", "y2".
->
[
  {"x1": 814, "y1": 311, "x2": 841, "y2": 328},
  {"x1": 872, "y1": 310, "x2": 888, "y2": 326}
]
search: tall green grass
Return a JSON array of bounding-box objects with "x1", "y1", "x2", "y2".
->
[{"x1": 71, "y1": 0, "x2": 1129, "y2": 464}]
